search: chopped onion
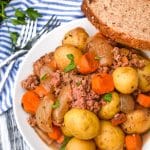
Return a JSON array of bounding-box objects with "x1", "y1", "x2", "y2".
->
[{"x1": 120, "y1": 94, "x2": 135, "y2": 113}]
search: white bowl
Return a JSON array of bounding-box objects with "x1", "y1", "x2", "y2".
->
[{"x1": 13, "y1": 18, "x2": 150, "y2": 150}]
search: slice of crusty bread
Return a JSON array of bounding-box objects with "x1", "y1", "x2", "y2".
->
[{"x1": 81, "y1": 0, "x2": 150, "y2": 50}]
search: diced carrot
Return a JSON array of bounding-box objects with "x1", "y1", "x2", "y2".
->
[
  {"x1": 48, "y1": 126, "x2": 62, "y2": 140},
  {"x1": 78, "y1": 52, "x2": 99, "y2": 74},
  {"x1": 92, "y1": 73, "x2": 114, "y2": 94},
  {"x1": 125, "y1": 134, "x2": 142, "y2": 150},
  {"x1": 111, "y1": 113, "x2": 127, "y2": 126},
  {"x1": 34, "y1": 84, "x2": 49, "y2": 97},
  {"x1": 137, "y1": 94, "x2": 150, "y2": 108},
  {"x1": 22, "y1": 90, "x2": 41, "y2": 114},
  {"x1": 56, "y1": 135, "x2": 64, "y2": 144}
]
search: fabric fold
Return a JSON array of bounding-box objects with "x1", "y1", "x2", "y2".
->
[{"x1": 0, "y1": 0, "x2": 84, "y2": 114}]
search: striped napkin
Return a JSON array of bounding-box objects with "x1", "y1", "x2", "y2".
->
[{"x1": 0, "y1": 0, "x2": 84, "y2": 114}]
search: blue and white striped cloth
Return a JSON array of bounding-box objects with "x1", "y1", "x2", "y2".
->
[{"x1": 0, "y1": 0, "x2": 84, "y2": 114}]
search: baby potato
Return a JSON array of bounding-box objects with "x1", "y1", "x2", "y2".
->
[
  {"x1": 66, "y1": 137, "x2": 96, "y2": 150},
  {"x1": 112, "y1": 67, "x2": 138, "y2": 94},
  {"x1": 99, "y1": 92, "x2": 120, "y2": 119},
  {"x1": 95, "y1": 121, "x2": 124, "y2": 150},
  {"x1": 61, "y1": 125, "x2": 72, "y2": 137},
  {"x1": 62, "y1": 27, "x2": 89, "y2": 51},
  {"x1": 121, "y1": 109, "x2": 150, "y2": 134},
  {"x1": 64, "y1": 108, "x2": 100, "y2": 140},
  {"x1": 138, "y1": 63, "x2": 150, "y2": 92},
  {"x1": 54, "y1": 45, "x2": 82, "y2": 70}
]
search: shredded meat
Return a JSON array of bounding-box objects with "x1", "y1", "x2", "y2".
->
[
  {"x1": 28, "y1": 115, "x2": 37, "y2": 127},
  {"x1": 21, "y1": 74, "x2": 39, "y2": 90},
  {"x1": 23, "y1": 45, "x2": 148, "y2": 115},
  {"x1": 112, "y1": 47, "x2": 145, "y2": 70},
  {"x1": 69, "y1": 74, "x2": 101, "y2": 113},
  {"x1": 45, "y1": 70, "x2": 101, "y2": 113},
  {"x1": 33, "y1": 52, "x2": 54, "y2": 77}
]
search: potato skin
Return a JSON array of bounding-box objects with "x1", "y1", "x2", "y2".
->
[
  {"x1": 54, "y1": 45, "x2": 82, "y2": 70},
  {"x1": 98, "y1": 92, "x2": 120, "y2": 119},
  {"x1": 61, "y1": 125, "x2": 72, "y2": 137},
  {"x1": 64, "y1": 108, "x2": 100, "y2": 140},
  {"x1": 95, "y1": 121, "x2": 124, "y2": 150},
  {"x1": 138, "y1": 63, "x2": 150, "y2": 92},
  {"x1": 121, "y1": 109, "x2": 150, "y2": 134},
  {"x1": 62, "y1": 27, "x2": 89, "y2": 51},
  {"x1": 66, "y1": 137, "x2": 96, "y2": 150},
  {"x1": 113, "y1": 67, "x2": 138, "y2": 94}
]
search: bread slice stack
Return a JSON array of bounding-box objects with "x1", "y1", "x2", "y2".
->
[{"x1": 81, "y1": 0, "x2": 150, "y2": 50}]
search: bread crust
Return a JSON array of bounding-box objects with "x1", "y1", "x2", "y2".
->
[{"x1": 81, "y1": 0, "x2": 150, "y2": 50}]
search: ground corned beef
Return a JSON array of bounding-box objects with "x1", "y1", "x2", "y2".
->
[
  {"x1": 21, "y1": 74, "x2": 39, "y2": 90},
  {"x1": 22, "y1": 46, "x2": 146, "y2": 114}
]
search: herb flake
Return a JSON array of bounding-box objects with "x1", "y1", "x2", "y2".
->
[
  {"x1": 94, "y1": 55, "x2": 104, "y2": 60},
  {"x1": 103, "y1": 93, "x2": 112, "y2": 102},
  {"x1": 64, "y1": 54, "x2": 76, "y2": 72},
  {"x1": 76, "y1": 81, "x2": 81, "y2": 86},
  {"x1": 40, "y1": 74, "x2": 47, "y2": 81},
  {"x1": 60, "y1": 136, "x2": 72, "y2": 150},
  {"x1": 52, "y1": 100, "x2": 60, "y2": 109}
]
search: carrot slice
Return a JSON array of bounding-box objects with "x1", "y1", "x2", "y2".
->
[
  {"x1": 78, "y1": 52, "x2": 99, "y2": 74},
  {"x1": 34, "y1": 84, "x2": 49, "y2": 97},
  {"x1": 56, "y1": 135, "x2": 64, "y2": 144},
  {"x1": 125, "y1": 134, "x2": 142, "y2": 150},
  {"x1": 92, "y1": 73, "x2": 114, "y2": 94},
  {"x1": 111, "y1": 113, "x2": 127, "y2": 126},
  {"x1": 22, "y1": 90, "x2": 41, "y2": 114},
  {"x1": 48, "y1": 126, "x2": 62, "y2": 140},
  {"x1": 137, "y1": 94, "x2": 150, "y2": 108}
]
